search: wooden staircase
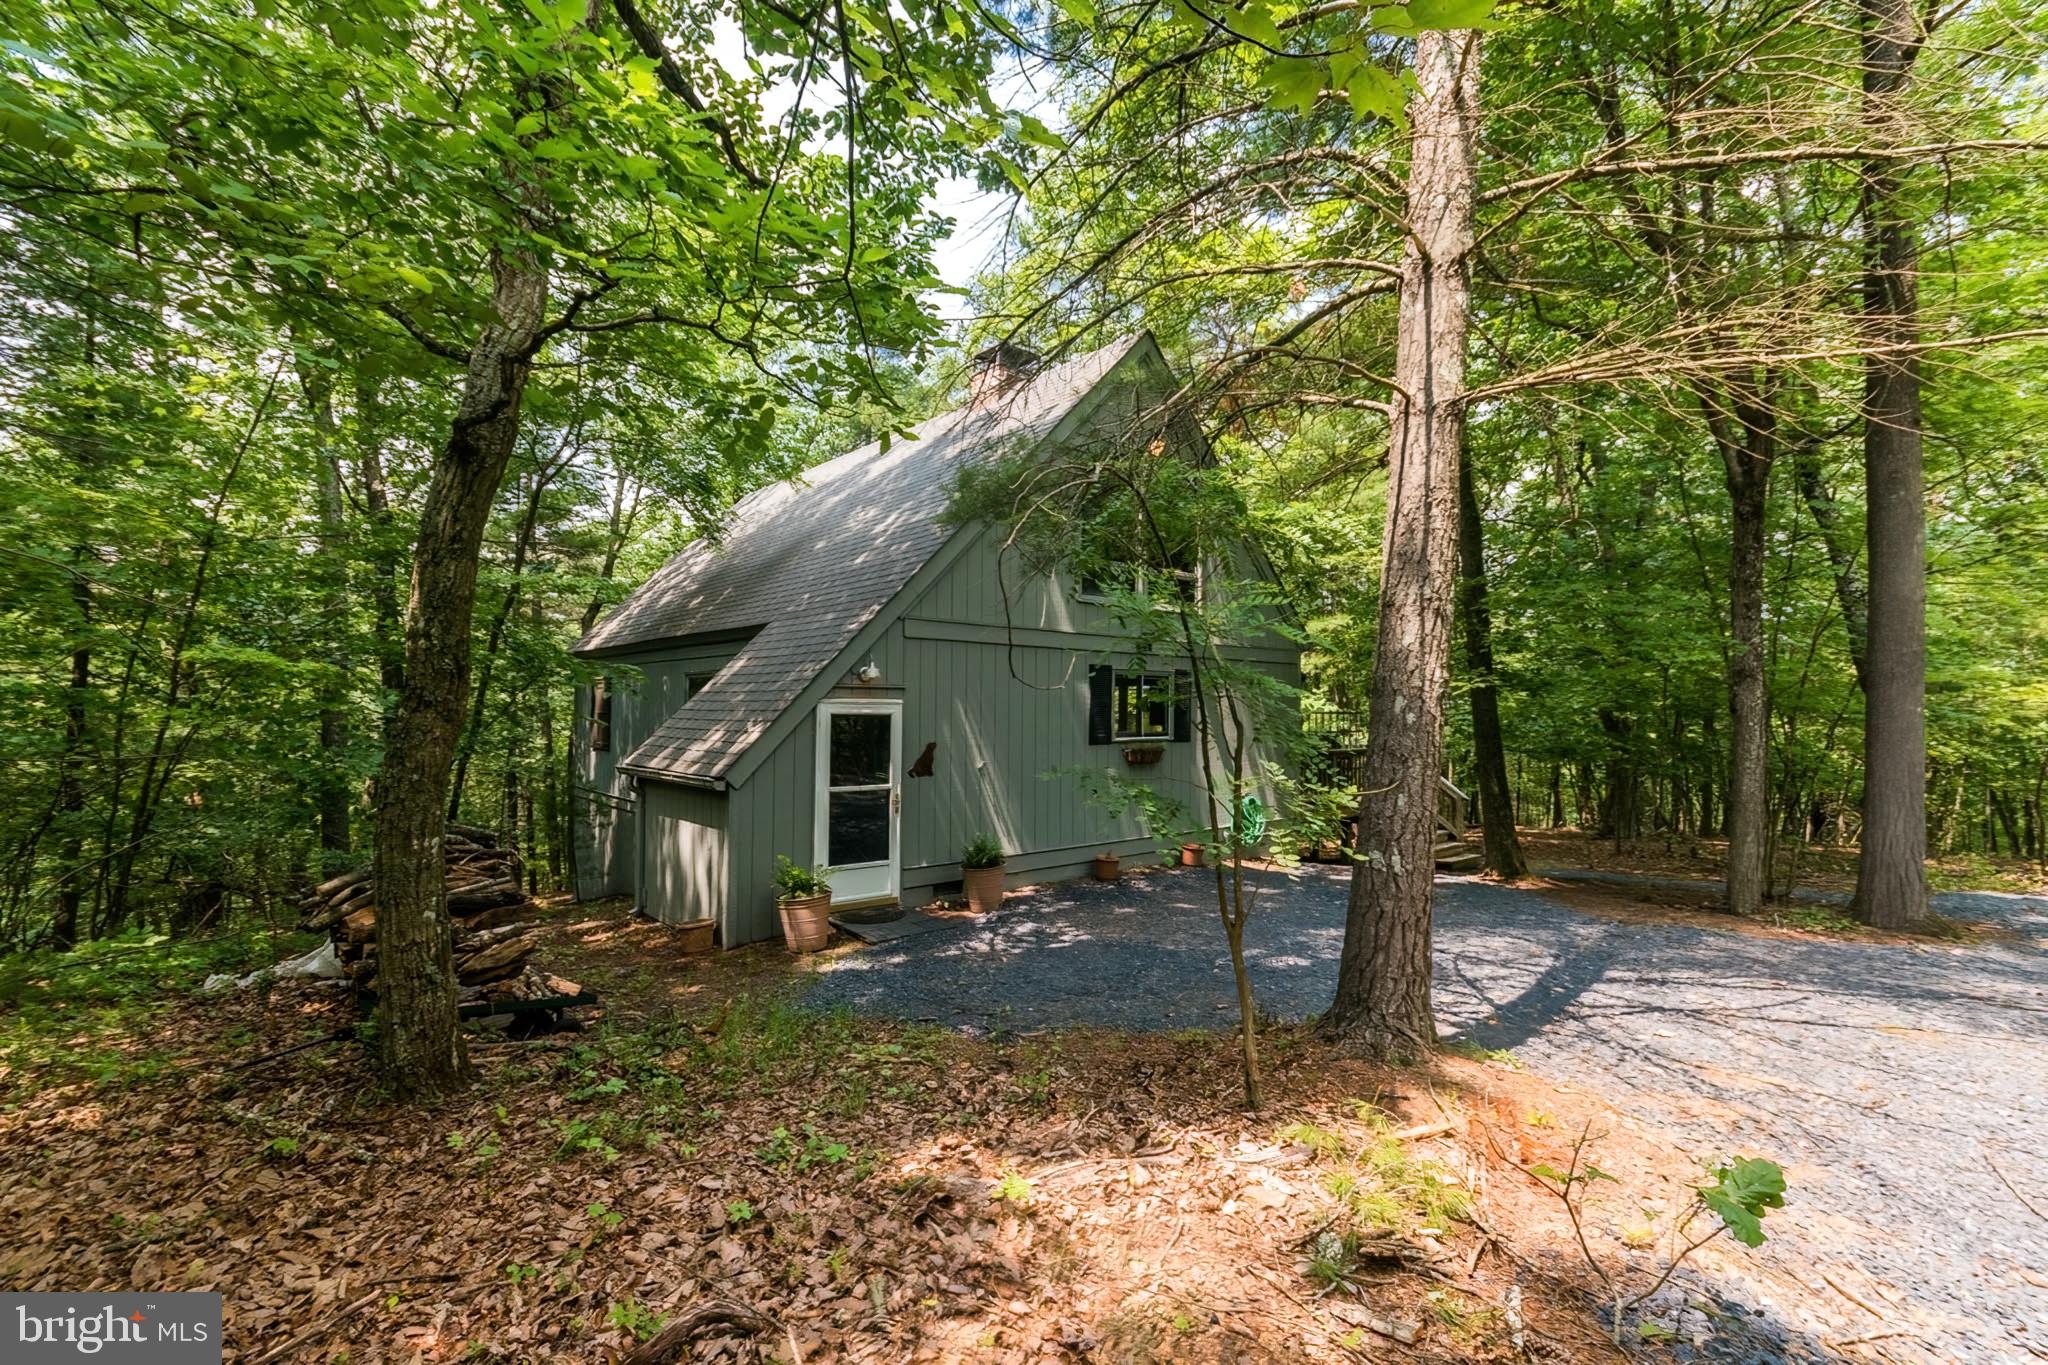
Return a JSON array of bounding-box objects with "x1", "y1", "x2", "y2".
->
[
  {"x1": 1433, "y1": 838, "x2": 1483, "y2": 872},
  {"x1": 1298, "y1": 709, "x2": 1488, "y2": 871},
  {"x1": 1432, "y1": 776, "x2": 1482, "y2": 872}
]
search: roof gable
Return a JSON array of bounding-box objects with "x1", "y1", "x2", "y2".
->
[{"x1": 580, "y1": 334, "x2": 1153, "y2": 783}]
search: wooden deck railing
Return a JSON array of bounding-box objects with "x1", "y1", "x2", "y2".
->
[{"x1": 1303, "y1": 706, "x2": 1470, "y2": 839}]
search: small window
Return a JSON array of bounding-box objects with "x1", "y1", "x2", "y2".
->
[
  {"x1": 1114, "y1": 671, "x2": 1173, "y2": 740},
  {"x1": 590, "y1": 678, "x2": 612, "y2": 752},
  {"x1": 1075, "y1": 559, "x2": 1199, "y2": 608},
  {"x1": 1076, "y1": 565, "x2": 1131, "y2": 603},
  {"x1": 685, "y1": 671, "x2": 718, "y2": 699}
]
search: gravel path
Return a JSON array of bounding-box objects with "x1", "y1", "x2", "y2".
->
[{"x1": 807, "y1": 865, "x2": 2048, "y2": 1363}]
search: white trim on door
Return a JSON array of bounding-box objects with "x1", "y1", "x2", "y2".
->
[{"x1": 814, "y1": 699, "x2": 902, "y2": 906}]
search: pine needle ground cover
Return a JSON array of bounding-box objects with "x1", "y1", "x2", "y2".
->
[{"x1": 0, "y1": 895, "x2": 1717, "y2": 1363}]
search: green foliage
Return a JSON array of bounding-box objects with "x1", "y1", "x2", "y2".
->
[
  {"x1": 1290, "y1": 1107, "x2": 1474, "y2": 1244},
  {"x1": 0, "y1": 926, "x2": 322, "y2": 1092},
  {"x1": 0, "y1": 0, "x2": 1032, "y2": 954},
  {"x1": 773, "y1": 855, "x2": 833, "y2": 900},
  {"x1": 583, "y1": 1201, "x2": 624, "y2": 1240},
  {"x1": 605, "y1": 1298, "x2": 665, "y2": 1341},
  {"x1": 982, "y1": 0, "x2": 2048, "y2": 903},
  {"x1": 1531, "y1": 1126, "x2": 1790, "y2": 1344},
  {"x1": 1698, "y1": 1158, "x2": 1787, "y2": 1249},
  {"x1": 960, "y1": 833, "x2": 1006, "y2": 870},
  {"x1": 757, "y1": 1123, "x2": 851, "y2": 1170}
]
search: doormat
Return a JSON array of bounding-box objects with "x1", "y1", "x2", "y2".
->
[{"x1": 833, "y1": 909, "x2": 949, "y2": 945}]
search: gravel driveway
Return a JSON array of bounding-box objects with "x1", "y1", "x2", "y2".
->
[{"x1": 807, "y1": 864, "x2": 2048, "y2": 1363}]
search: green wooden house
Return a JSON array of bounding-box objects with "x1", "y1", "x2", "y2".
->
[{"x1": 569, "y1": 333, "x2": 1300, "y2": 945}]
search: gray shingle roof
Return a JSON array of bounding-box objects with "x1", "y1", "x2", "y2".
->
[{"x1": 576, "y1": 334, "x2": 1148, "y2": 783}]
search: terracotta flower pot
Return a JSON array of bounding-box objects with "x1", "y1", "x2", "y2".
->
[
  {"x1": 778, "y1": 892, "x2": 834, "y2": 953},
  {"x1": 962, "y1": 864, "x2": 1005, "y2": 914},
  {"x1": 677, "y1": 919, "x2": 714, "y2": 955},
  {"x1": 1180, "y1": 842, "x2": 1205, "y2": 868},
  {"x1": 1093, "y1": 852, "x2": 1121, "y2": 882}
]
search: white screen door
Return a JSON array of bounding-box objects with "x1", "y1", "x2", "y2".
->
[{"x1": 814, "y1": 700, "x2": 901, "y2": 905}]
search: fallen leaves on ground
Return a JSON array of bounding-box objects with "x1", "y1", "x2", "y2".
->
[{"x1": 0, "y1": 898, "x2": 1638, "y2": 1363}]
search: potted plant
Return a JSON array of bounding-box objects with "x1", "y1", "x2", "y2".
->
[
  {"x1": 1122, "y1": 742, "x2": 1165, "y2": 766},
  {"x1": 677, "y1": 918, "x2": 715, "y2": 954},
  {"x1": 1180, "y1": 840, "x2": 1205, "y2": 868},
  {"x1": 773, "y1": 855, "x2": 834, "y2": 953},
  {"x1": 961, "y1": 833, "x2": 1006, "y2": 914},
  {"x1": 1093, "y1": 850, "x2": 1121, "y2": 881}
]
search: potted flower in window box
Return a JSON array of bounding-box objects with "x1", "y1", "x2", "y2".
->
[
  {"x1": 961, "y1": 833, "x2": 1006, "y2": 914},
  {"x1": 1122, "y1": 743, "x2": 1165, "y2": 766},
  {"x1": 773, "y1": 855, "x2": 834, "y2": 953}
]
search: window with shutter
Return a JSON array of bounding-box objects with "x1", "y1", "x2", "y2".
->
[{"x1": 1111, "y1": 671, "x2": 1176, "y2": 741}]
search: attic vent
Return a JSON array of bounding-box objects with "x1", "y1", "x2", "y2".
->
[{"x1": 968, "y1": 340, "x2": 1041, "y2": 405}]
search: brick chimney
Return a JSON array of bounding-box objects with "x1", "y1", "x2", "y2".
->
[{"x1": 968, "y1": 340, "x2": 1041, "y2": 406}]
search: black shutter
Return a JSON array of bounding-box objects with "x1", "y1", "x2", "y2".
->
[
  {"x1": 1171, "y1": 670, "x2": 1192, "y2": 742},
  {"x1": 1088, "y1": 665, "x2": 1114, "y2": 745}
]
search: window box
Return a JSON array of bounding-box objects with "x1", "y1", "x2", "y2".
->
[{"x1": 1122, "y1": 743, "x2": 1165, "y2": 766}]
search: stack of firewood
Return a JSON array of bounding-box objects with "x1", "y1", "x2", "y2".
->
[{"x1": 297, "y1": 825, "x2": 583, "y2": 1010}]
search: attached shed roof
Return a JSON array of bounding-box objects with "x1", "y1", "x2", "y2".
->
[{"x1": 575, "y1": 333, "x2": 1150, "y2": 784}]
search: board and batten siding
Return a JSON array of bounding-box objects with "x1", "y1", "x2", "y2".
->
[
  {"x1": 571, "y1": 637, "x2": 749, "y2": 901},
  {"x1": 597, "y1": 522, "x2": 1299, "y2": 945},
  {"x1": 724, "y1": 709, "x2": 820, "y2": 948},
  {"x1": 887, "y1": 524, "x2": 1297, "y2": 898},
  {"x1": 637, "y1": 782, "x2": 729, "y2": 928}
]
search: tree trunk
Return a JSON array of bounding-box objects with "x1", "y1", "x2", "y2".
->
[
  {"x1": 536, "y1": 598, "x2": 565, "y2": 890},
  {"x1": 1325, "y1": 27, "x2": 1481, "y2": 1058},
  {"x1": 1456, "y1": 453, "x2": 1527, "y2": 879},
  {"x1": 299, "y1": 358, "x2": 355, "y2": 862},
  {"x1": 371, "y1": 247, "x2": 549, "y2": 1099},
  {"x1": 355, "y1": 375, "x2": 407, "y2": 702},
  {"x1": 106, "y1": 373, "x2": 280, "y2": 931},
  {"x1": 1598, "y1": 710, "x2": 1641, "y2": 843},
  {"x1": 52, "y1": 568, "x2": 91, "y2": 950},
  {"x1": 450, "y1": 450, "x2": 566, "y2": 821},
  {"x1": 1701, "y1": 385, "x2": 1775, "y2": 915},
  {"x1": 1990, "y1": 788, "x2": 2022, "y2": 856},
  {"x1": 1849, "y1": 0, "x2": 1930, "y2": 928},
  {"x1": 1791, "y1": 444, "x2": 1870, "y2": 690}
]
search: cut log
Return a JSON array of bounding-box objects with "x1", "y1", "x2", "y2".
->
[
  {"x1": 452, "y1": 901, "x2": 530, "y2": 934},
  {"x1": 447, "y1": 879, "x2": 521, "y2": 911},
  {"x1": 461, "y1": 921, "x2": 538, "y2": 950},
  {"x1": 455, "y1": 931, "x2": 540, "y2": 984},
  {"x1": 306, "y1": 866, "x2": 373, "y2": 903}
]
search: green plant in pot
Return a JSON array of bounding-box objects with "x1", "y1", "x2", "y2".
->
[
  {"x1": 960, "y1": 832, "x2": 1006, "y2": 915},
  {"x1": 773, "y1": 855, "x2": 835, "y2": 953}
]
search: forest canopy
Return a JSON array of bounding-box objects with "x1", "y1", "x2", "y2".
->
[{"x1": 1, "y1": 0, "x2": 2043, "y2": 972}]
